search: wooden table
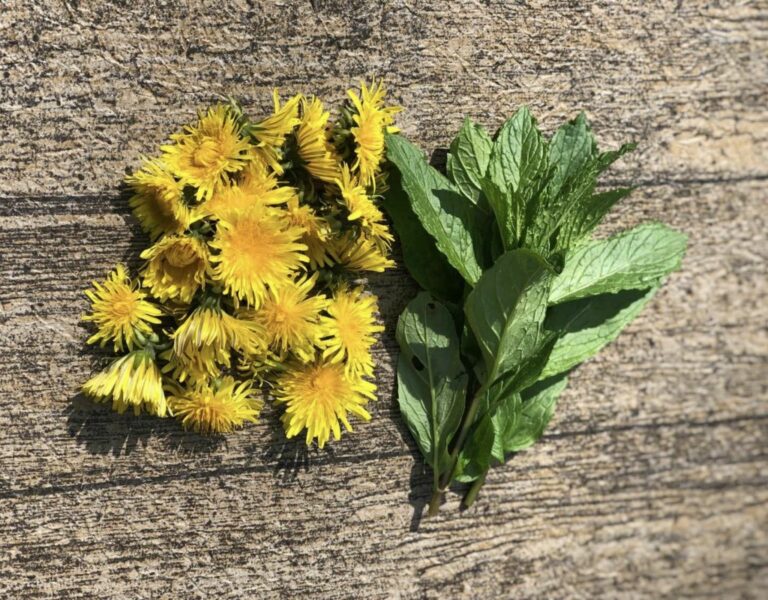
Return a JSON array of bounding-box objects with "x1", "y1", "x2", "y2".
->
[{"x1": 1, "y1": 2, "x2": 766, "y2": 597}]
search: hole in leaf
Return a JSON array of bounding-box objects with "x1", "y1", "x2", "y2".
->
[
  {"x1": 427, "y1": 302, "x2": 436, "y2": 310},
  {"x1": 411, "y1": 356, "x2": 425, "y2": 371}
]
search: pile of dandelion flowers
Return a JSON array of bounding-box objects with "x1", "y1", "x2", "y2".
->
[
  {"x1": 82, "y1": 80, "x2": 399, "y2": 440},
  {"x1": 276, "y1": 360, "x2": 375, "y2": 448},
  {"x1": 83, "y1": 264, "x2": 162, "y2": 352}
]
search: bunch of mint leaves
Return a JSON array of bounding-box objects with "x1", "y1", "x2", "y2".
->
[{"x1": 382, "y1": 108, "x2": 687, "y2": 515}]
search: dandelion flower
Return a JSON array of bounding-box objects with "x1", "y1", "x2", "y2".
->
[
  {"x1": 296, "y1": 96, "x2": 340, "y2": 183},
  {"x1": 83, "y1": 264, "x2": 162, "y2": 352},
  {"x1": 210, "y1": 206, "x2": 308, "y2": 307},
  {"x1": 205, "y1": 177, "x2": 295, "y2": 222},
  {"x1": 319, "y1": 285, "x2": 384, "y2": 376},
  {"x1": 125, "y1": 158, "x2": 196, "y2": 240},
  {"x1": 332, "y1": 231, "x2": 395, "y2": 273},
  {"x1": 141, "y1": 235, "x2": 209, "y2": 303},
  {"x1": 275, "y1": 360, "x2": 375, "y2": 448},
  {"x1": 336, "y1": 164, "x2": 393, "y2": 250},
  {"x1": 204, "y1": 182, "x2": 262, "y2": 221},
  {"x1": 239, "y1": 158, "x2": 296, "y2": 205},
  {"x1": 284, "y1": 196, "x2": 334, "y2": 269},
  {"x1": 168, "y1": 376, "x2": 262, "y2": 434},
  {"x1": 83, "y1": 349, "x2": 168, "y2": 417},
  {"x1": 250, "y1": 90, "x2": 301, "y2": 174},
  {"x1": 251, "y1": 273, "x2": 327, "y2": 362},
  {"x1": 347, "y1": 79, "x2": 401, "y2": 187},
  {"x1": 162, "y1": 104, "x2": 253, "y2": 202},
  {"x1": 170, "y1": 301, "x2": 265, "y2": 381}
]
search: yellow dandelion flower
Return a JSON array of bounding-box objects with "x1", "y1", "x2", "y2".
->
[
  {"x1": 251, "y1": 273, "x2": 327, "y2": 362},
  {"x1": 83, "y1": 349, "x2": 168, "y2": 417},
  {"x1": 210, "y1": 206, "x2": 308, "y2": 307},
  {"x1": 205, "y1": 177, "x2": 295, "y2": 222},
  {"x1": 284, "y1": 196, "x2": 334, "y2": 269},
  {"x1": 239, "y1": 158, "x2": 296, "y2": 205},
  {"x1": 125, "y1": 157, "x2": 197, "y2": 240},
  {"x1": 250, "y1": 90, "x2": 301, "y2": 174},
  {"x1": 170, "y1": 302, "x2": 265, "y2": 381},
  {"x1": 275, "y1": 360, "x2": 375, "y2": 448},
  {"x1": 168, "y1": 376, "x2": 262, "y2": 434},
  {"x1": 319, "y1": 285, "x2": 384, "y2": 376},
  {"x1": 204, "y1": 182, "x2": 261, "y2": 221},
  {"x1": 332, "y1": 231, "x2": 395, "y2": 273},
  {"x1": 83, "y1": 264, "x2": 162, "y2": 352},
  {"x1": 336, "y1": 164, "x2": 394, "y2": 250},
  {"x1": 140, "y1": 235, "x2": 208, "y2": 303},
  {"x1": 162, "y1": 104, "x2": 253, "y2": 202},
  {"x1": 347, "y1": 79, "x2": 401, "y2": 187},
  {"x1": 296, "y1": 96, "x2": 340, "y2": 183}
]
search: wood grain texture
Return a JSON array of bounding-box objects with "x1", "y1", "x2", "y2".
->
[{"x1": 1, "y1": 1, "x2": 766, "y2": 598}]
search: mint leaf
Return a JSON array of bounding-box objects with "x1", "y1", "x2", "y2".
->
[
  {"x1": 526, "y1": 120, "x2": 635, "y2": 256},
  {"x1": 545, "y1": 113, "x2": 596, "y2": 201},
  {"x1": 455, "y1": 412, "x2": 494, "y2": 483},
  {"x1": 482, "y1": 107, "x2": 549, "y2": 249},
  {"x1": 396, "y1": 292, "x2": 468, "y2": 474},
  {"x1": 550, "y1": 223, "x2": 688, "y2": 304},
  {"x1": 541, "y1": 287, "x2": 657, "y2": 378},
  {"x1": 465, "y1": 249, "x2": 553, "y2": 384},
  {"x1": 491, "y1": 372, "x2": 567, "y2": 461},
  {"x1": 556, "y1": 186, "x2": 633, "y2": 248},
  {"x1": 490, "y1": 392, "x2": 521, "y2": 462},
  {"x1": 505, "y1": 374, "x2": 568, "y2": 453},
  {"x1": 382, "y1": 170, "x2": 464, "y2": 302},
  {"x1": 385, "y1": 133, "x2": 484, "y2": 285},
  {"x1": 447, "y1": 117, "x2": 493, "y2": 204}
]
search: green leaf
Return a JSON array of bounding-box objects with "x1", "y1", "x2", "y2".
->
[
  {"x1": 382, "y1": 169, "x2": 464, "y2": 302},
  {"x1": 505, "y1": 374, "x2": 568, "y2": 453},
  {"x1": 385, "y1": 133, "x2": 484, "y2": 285},
  {"x1": 550, "y1": 223, "x2": 688, "y2": 304},
  {"x1": 447, "y1": 117, "x2": 493, "y2": 204},
  {"x1": 545, "y1": 113, "x2": 596, "y2": 201},
  {"x1": 527, "y1": 128, "x2": 636, "y2": 256},
  {"x1": 455, "y1": 412, "x2": 495, "y2": 483},
  {"x1": 465, "y1": 249, "x2": 553, "y2": 385},
  {"x1": 396, "y1": 292, "x2": 468, "y2": 474},
  {"x1": 482, "y1": 107, "x2": 549, "y2": 249},
  {"x1": 490, "y1": 392, "x2": 522, "y2": 462},
  {"x1": 556, "y1": 187, "x2": 633, "y2": 248},
  {"x1": 541, "y1": 287, "x2": 658, "y2": 378}
]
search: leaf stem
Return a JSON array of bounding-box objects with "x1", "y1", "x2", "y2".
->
[
  {"x1": 427, "y1": 490, "x2": 442, "y2": 516},
  {"x1": 438, "y1": 382, "x2": 488, "y2": 490},
  {"x1": 462, "y1": 471, "x2": 487, "y2": 509}
]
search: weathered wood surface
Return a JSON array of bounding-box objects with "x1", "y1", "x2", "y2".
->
[{"x1": 1, "y1": 1, "x2": 766, "y2": 598}]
